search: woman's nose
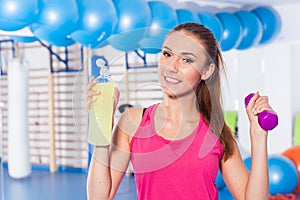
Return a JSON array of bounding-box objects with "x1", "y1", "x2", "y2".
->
[{"x1": 166, "y1": 56, "x2": 179, "y2": 72}]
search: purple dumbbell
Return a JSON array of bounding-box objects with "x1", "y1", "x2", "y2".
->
[{"x1": 244, "y1": 93, "x2": 278, "y2": 131}]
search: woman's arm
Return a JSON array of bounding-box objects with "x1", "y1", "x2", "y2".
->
[
  {"x1": 221, "y1": 92, "x2": 271, "y2": 200},
  {"x1": 87, "y1": 107, "x2": 143, "y2": 200},
  {"x1": 86, "y1": 125, "x2": 130, "y2": 200},
  {"x1": 244, "y1": 92, "x2": 270, "y2": 199}
]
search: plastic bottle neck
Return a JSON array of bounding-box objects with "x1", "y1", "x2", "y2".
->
[{"x1": 97, "y1": 66, "x2": 111, "y2": 83}]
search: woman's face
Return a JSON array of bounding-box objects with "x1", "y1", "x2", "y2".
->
[{"x1": 158, "y1": 31, "x2": 209, "y2": 98}]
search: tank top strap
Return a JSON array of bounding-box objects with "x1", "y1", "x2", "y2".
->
[{"x1": 139, "y1": 103, "x2": 159, "y2": 127}]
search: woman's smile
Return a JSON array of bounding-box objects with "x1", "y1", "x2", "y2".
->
[{"x1": 164, "y1": 75, "x2": 181, "y2": 85}]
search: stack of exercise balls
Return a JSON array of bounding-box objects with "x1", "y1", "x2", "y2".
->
[
  {"x1": 0, "y1": 0, "x2": 38, "y2": 31},
  {"x1": 217, "y1": 146, "x2": 300, "y2": 198},
  {"x1": 0, "y1": 0, "x2": 282, "y2": 52},
  {"x1": 139, "y1": 1, "x2": 178, "y2": 54},
  {"x1": 70, "y1": 0, "x2": 117, "y2": 49},
  {"x1": 108, "y1": 0, "x2": 151, "y2": 52},
  {"x1": 29, "y1": 0, "x2": 78, "y2": 46},
  {"x1": 282, "y1": 146, "x2": 300, "y2": 194}
]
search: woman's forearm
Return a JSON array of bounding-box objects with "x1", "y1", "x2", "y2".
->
[
  {"x1": 245, "y1": 133, "x2": 269, "y2": 200},
  {"x1": 87, "y1": 146, "x2": 112, "y2": 200}
]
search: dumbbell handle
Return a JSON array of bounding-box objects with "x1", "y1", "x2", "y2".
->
[{"x1": 244, "y1": 93, "x2": 278, "y2": 131}]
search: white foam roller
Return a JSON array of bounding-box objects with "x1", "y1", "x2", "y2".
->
[{"x1": 7, "y1": 58, "x2": 31, "y2": 179}]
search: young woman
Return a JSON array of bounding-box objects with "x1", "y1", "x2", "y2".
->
[{"x1": 87, "y1": 22, "x2": 273, "y2": 200}]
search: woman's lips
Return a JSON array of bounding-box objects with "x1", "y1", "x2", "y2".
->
[{"x1": 164, "y1": 76, "x2": 181, "y2": 84}]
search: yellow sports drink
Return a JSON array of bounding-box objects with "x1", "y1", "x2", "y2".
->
[{"x1": 88, "y1": 82, "x2": 115, "y2": 146}]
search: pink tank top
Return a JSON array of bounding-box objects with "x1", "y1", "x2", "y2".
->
[{"x1": 130, "y1": 104, "x2": 224, "y2": 200}]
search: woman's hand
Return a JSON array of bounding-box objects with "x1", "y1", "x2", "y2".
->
[
  {"x1": 245, "y1": 92, "x2": 275, "y2": 138},
  {"x1": 87, "y1": 76, "x2": 98, "y2": 114},
  {"x1": 87, "y1": 76, "x2": 120, "y2": 114}
]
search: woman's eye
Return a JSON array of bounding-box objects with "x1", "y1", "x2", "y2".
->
[
  {"x1": 182, "y1": 58, "x2": 194, "y2": 64},
  {"x1": 162, "y1": 51, "x2": 171, "y2": 57}
]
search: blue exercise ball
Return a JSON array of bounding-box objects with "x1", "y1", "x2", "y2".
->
[
  {"x1": 70, "y1": 0, "x2": 117, "y2": 49},
  {"x1": 252, "y1": 7, "x2": 281, "y2": 45},
  {"x1": 96, "y1": 40, "x2": 109, "y2": 49},
  {"x1": 30, "y1": 24, "x2": 75, "y2": 47},
  {"x1": 216, "y1": 12, "x2": 243, "y2": 51},
  {"x1": 10, "y1": 36, "x2": 38, "y2": 43},
  {"x1": 243, "y1": 156, "x2": 251, "y2": 172},
  {"x1": 46, "y1": 36, "x2": 75, "y2": 47},
  {"x1": 268, "y1": 155, "x2": 299, "y2": 195},
  {"x1": 139, "y1": 1, "x2": 178, "y2": 54},
  {"x1": 198, "y1": 12, "x2": 223, "y2": 42},
  {"x1": 176, "y1": 9, "x2": 201, "y2": 24},
  {"x1": 218, "y1": 188, "x2": 234, "y2": 200},
  {"x1": 108, "y1": 0, "x2": 151, "y2": 52},
  {"x1": 215, "y1": 170, "x2": 226, "y2": 190},
  {"x1": 0, "y1": 0, "x2": 38, "y2": 31},
  {"x1": 50, "y1": 38, "x2": 75, "y2": 47},
  {"x1": 235, "y1": 10, "x2": 263, "y2": 50},
  {"x1": 30, "y1": 0, "x2": 78, "y2": 46}
]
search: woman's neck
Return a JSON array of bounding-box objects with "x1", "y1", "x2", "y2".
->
[
  {"x1": 160, "y1": 92, "x2": 199, "y2": 122},
  {"x1": 154, "y1": 92, "x2": 200, "y2": 140}
]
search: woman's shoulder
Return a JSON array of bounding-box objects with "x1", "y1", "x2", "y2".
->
[
  {"x1": 125, "y1": 106, "x2": 145, "y2": 121},
  {"x1": 119, "y1": 103, "x2": 158, "y2": 123},
  {"x1": 116, "y1": 107, "x2": 145, "y2": 138}
]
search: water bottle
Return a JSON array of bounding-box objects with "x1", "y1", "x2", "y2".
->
[{"x1": 88, "y1": 58, "x2": 115, "y2": 146}]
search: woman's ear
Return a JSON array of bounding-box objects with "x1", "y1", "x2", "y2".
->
[{"x1": 201, "y1": 63, "x2": 215, "y2": 80}]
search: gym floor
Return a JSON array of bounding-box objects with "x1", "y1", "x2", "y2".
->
[
  {"x1": 2, "y1": 167, "x2": 300, "y2": 200},
  {"x1": 1, "y1": 167, "x2": 136, "y2": 200}
]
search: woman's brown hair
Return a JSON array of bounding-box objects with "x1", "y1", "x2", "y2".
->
[{"x1": 172, "y1": 22, "x2": 236, "y2": 161}]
